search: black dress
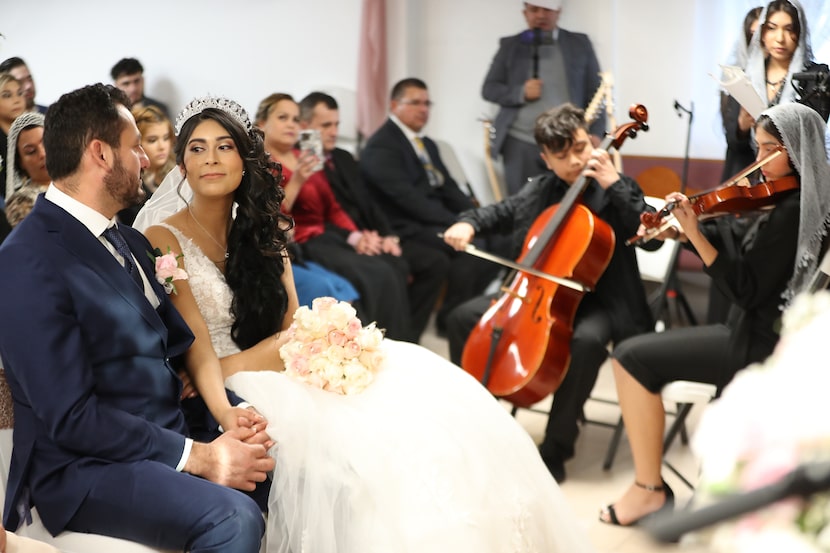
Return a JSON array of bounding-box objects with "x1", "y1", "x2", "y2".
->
[{"x1": 612, "y1": 189, "x2": 800, "y2": 394}]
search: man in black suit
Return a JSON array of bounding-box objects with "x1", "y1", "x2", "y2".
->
[
  {"x1": 360, "y1": 78, "x2": 501, "y2": 334},
  {"x1": 299, "y1": 91, "x2": 449, "y2": 342}
]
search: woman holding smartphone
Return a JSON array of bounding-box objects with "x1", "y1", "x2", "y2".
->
[{"x1": 255, "y1": 93, "x2": 412, "y2": 340}]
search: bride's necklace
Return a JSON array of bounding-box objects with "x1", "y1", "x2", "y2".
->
[
  {"x1": 187, "y1": 205, "x2": 229, "y2": 263},
  {"x1": 766, "y1": 76, "x2": 786, "y2": 87}
]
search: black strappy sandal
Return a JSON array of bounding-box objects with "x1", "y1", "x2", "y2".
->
[{"x1": 600, "y1": 479, "x2": 675, "y2": 527}]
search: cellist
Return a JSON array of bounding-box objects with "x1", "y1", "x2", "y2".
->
[{"x1": 443, "y1": 103, "x2": 659, "y2": 483}]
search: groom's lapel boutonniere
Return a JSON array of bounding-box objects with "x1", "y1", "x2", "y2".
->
[{"x1": 148, "y1": 247, "x2": 188, "y2": 295}]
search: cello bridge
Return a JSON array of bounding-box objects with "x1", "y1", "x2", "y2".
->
[{"x1": 499, "y1": 286, "x2": 527, "y2": 302}]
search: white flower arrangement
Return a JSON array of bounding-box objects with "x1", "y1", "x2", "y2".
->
[
  {"x1": 692, "y1": 290, "x2": 830, "y2": 552},
  {"x1": 279, "y1": 297, "x2": 385, "y2": 395}
]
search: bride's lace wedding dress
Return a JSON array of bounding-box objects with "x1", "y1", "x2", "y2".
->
[{"x1": 164, "y1": 223, "x2": 595, "y2": 553}]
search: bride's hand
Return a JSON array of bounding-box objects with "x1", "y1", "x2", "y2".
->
[
  {"x1": 178, "y1": 370, "x2": 198, "y2": 400},
  {"x1": 221, "y1": 406, "x2": 275, "y2": 449}
]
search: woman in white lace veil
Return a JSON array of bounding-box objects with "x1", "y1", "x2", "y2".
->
[{"x1": 140, "y1": 96, "x2": 598, "y2": 553}]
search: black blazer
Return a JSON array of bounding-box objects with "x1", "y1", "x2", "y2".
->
[
  {"x1": 360, "y1": 119, "x2": 475, "y2": 239},
  {"x1": 326, "y1": 147, "x2": 394, "y2": 236}
]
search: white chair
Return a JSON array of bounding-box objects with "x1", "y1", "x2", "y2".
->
[{"x1": 0, "y1": 368, "x2": 176, "y2": 553}]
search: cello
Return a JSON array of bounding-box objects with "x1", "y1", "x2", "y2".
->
[{"x1": 461, "y1": 104, "x2": 649, "y2": 408}]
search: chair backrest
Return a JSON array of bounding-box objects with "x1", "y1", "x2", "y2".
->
[
  {"x1": 433, "y1": 138, "x2": 470, "y2": 191},
  {"x1": 636, "y1": 166, "x2": 682, "y2": 198},
  {"x1": 636, "y1": 196, "x2": 678, "y2": 283}
]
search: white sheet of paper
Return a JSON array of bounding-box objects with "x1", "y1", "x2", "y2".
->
[{"x1": 713, "y1": 65, "x2": 767, "y2": 119}]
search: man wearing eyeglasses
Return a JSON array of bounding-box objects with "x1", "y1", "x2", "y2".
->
[
  {"x1": 483, "y1": 0, "x2": 604, "y2": 195},
  {"x1": 361, "y1": 78, "x2": 502, "y2": 336}
]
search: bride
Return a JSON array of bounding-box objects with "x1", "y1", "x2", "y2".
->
[{"x1": 137, "y1": 97, "x2": 595, "y2": 553}]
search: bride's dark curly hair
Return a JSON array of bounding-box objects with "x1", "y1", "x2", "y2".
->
[{"x1": 175, "y1": 107, "x2": 294, "y2": 350}]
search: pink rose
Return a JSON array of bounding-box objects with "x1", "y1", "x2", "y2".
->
[
  {"x1": 155, "y1": 252, "x2": 187, "y2": 281},
  {"x1": 327, "y1": 329, "x2": 347, "y2": 347},
  {"x1": 343, "y1": 340, "x2": 362, "y2": 359}
]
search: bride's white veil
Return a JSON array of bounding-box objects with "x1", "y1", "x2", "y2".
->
[{"x1": 133, "y1": 167, "x2": 192, "y2": 233}]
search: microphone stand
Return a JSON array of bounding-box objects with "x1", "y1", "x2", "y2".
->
[
  {"x1": 650, "y1": 460, "x2": 830, "y2": 543},
  {"x1": 652, "y1": 101, "x2": 697, "y2": 329}
]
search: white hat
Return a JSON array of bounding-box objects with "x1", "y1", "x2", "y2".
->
[{"x1": 523, "y1": 0, "x2": 563, "y2": 10}]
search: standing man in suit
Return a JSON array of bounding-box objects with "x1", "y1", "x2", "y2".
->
[
  {"x1": 483, "y1": 0, "x2": 604, "y2": 195},
  {"x1": 0, "y1": 84, "x2": 272, "y2": 552},
  {"x1": 361, "y1": 78, "x2": 501, "y2": 335},
  {"x1": 299, "y1": 91, "x2": 449, "y2": 342}
]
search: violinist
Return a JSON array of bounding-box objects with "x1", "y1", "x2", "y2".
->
[
  {"x1": 601, "y1": 102, "x2": 830, "y2": 527},
  {"x1": 443, "y1": 103, "x2": 657, "y2": 483}
]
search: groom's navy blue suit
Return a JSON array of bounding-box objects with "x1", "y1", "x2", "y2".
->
[{"x1": 0, "y1": 196, "x2": 264, "y2": 550}]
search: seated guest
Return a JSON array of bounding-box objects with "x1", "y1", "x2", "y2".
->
[
  {"x1": 299, "y1": 91, "x2": 449, "y2": 342},
  {"x1": 0, "y1": 83, "x2": 271, "y2": 551},
  {"x1": 0, "y1": 57, "x2": 48, "y2": 114},
  {"x1": 0, "y1": 73, "x2": 26, "y2": 206},
  {"x1": 110, "y1": 57, "x2": 170, "y2": 118},
  {"x1": 256, "y1": 92, "x2": 411, "y2": 340},
  {"x1": 4, "y1": 112, "x2": 48, "y2": 226},
  {"x1": 601, "y1": 102, "x2": 830, "y2": 526},
  {"x1": 118, "y1": 105, "x2": 176, "y2": 225},
  {"x1": 360, "y1": 77, "x2": 502, "y2": 334}
]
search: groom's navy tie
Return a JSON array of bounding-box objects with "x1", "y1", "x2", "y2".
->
[{"x1": 102, "y1": 225, "x2": 144, "y2": 290}]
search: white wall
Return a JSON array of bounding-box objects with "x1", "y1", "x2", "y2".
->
[{"x1": 1, "y1": 0, "x2": 827, "y2": 203}]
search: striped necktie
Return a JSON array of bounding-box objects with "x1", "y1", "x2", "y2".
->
[
  {"x1": 413, "y1": 136, "x2": 445, "y2": 187},
  {"x1": 102, "y1": 225, "x2": 144, "y2": 290}
]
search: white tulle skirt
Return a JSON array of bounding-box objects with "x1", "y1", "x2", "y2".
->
[{"x1": 225, "y1": 340, "x2": 595, "y2": 553}]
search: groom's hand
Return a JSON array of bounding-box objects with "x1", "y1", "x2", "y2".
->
[{"x1": 185, "y1": 428, "x2": 275, "y2": 491}]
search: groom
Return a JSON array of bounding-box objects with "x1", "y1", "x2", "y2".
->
[{"x1": 0, "y1": 84, "x2": 272, "y2": 552}]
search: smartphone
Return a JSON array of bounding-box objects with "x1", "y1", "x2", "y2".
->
[{"x1": 298, "y1": 129, "x2": 324, "y2": 171}]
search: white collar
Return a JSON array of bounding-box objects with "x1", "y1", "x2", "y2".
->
[
  {"x1": 390, "y1": 114, "x2": 424, "y2": 141},
  {"x1": 44, "y1": 183, "x2": 117, "y2": 237}
]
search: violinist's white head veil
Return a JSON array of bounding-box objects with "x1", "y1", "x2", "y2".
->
[
  {"x1": 132, "y1": 97, "x2": 252, "y2": 233},
  {"x1": 761, "y1": 102, "x2": 830, "y2": 303},
  {"x1": 745, "y1": 0, "x2": 813, "y2": 106}
]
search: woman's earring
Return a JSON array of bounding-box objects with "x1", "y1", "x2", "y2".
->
[{"x1": 242, "y1": 170, "x2": 246, "y2": 176}]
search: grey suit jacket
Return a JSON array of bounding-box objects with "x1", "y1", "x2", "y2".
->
[{"x1": 482, "y1": 28, "x2": 604, "y2": 155}]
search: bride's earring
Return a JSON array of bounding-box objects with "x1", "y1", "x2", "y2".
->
[{"x1": 242, "y1": 170, "x2": 246, "y2": 176}]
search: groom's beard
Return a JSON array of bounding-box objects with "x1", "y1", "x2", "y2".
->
[{"x1": 104, "y1": 152, "x2": 146, "y2": 209}]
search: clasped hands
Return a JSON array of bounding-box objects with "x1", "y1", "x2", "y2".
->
[{"x1": 350, "y1": 230, "x2": 401, "y2": 256}]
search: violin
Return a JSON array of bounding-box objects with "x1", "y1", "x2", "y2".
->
[
  {"x1": 628, "y1": 147, "x2": 799, "y2": 246},
  {"x1": 460, "y1": 104, "x2": 649, "y2": 408}
]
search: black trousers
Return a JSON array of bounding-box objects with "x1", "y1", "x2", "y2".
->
[
  {"x1": 408, "y1": 225, "x2": 503, "y2": 332},
  {"x1": 447, "y1": 294, "x2": 613, "y2": 461},
  {"x1": 400, "y1": 239, "x2": 451, "y2": 342},
  {"x1": 302, "y1": 233, "x2": 412, "y2": 341}
]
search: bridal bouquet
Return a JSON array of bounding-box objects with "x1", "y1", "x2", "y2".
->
[
  {"x1": 692, "y1": 291, "x2": 830, "y2": 552},
  {"x1": 279, "y1": 297, "x2": 385, "y2": 395}
]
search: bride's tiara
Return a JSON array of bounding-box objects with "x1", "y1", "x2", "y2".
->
[{"x1": 174, "y1": 96, "x2": 252, "y2": 136}]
